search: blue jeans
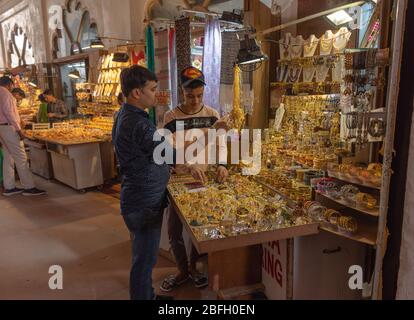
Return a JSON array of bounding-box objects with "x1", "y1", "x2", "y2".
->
[{"x1": 123, "y1": 208, "x2": 164, "y2": 300}]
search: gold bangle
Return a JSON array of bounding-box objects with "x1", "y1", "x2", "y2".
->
[
  {"x1": 338, "y1": 216, "x2": 358, "y2": 233},
  {"x1": 366, "y1": 196, "x2": 377, "y2": 209},
  {"x1": 356, "y1": 193, "x2": 377, "y2": 209},
  {"x1": 325, "y1": 209, "x2": 340, "y2": 224},
  {"x1": 356, "y1": 192, "x2": 368, "y2": 203}
]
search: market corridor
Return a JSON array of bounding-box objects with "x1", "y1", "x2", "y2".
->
[{"x1": 0, "y1": 177, "x2": 209, "y2": 300}]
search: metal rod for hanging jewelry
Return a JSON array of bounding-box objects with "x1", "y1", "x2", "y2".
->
[
  {"x1": 100, "y1": 36, "x2": 135, "y2": 42},
  {"x1": 181, "y1": 9, "x2": 221, "y2": 17},
  {"x1": 253, "y1": 1, "x2": 366, "y2": 38},
  {"x1": 149, "y1": 19, "x2": 247, "y2": 33}
]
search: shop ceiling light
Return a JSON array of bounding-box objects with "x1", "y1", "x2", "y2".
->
[
  {"x1": 220, "y1": 10, "x2": 244, "y2": 26},
  {"x1": 236, "y1": 35, "x2": 268, "y2": 66},
  {"x1": 90, "y1": 38, "x2": 105, "y2": 49},
  {"x1": 326, "y1": 10, "x2": 353, "y2": 26},
  {"x1": 68, "y1": 69, "x2": 81, "y2": 79}
]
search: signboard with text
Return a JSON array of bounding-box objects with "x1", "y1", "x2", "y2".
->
[{"x1": 262, "y1": 240, "x2": 288, "y2": 300}]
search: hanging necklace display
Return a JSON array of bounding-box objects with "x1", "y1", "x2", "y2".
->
[
  {"x1": 333, "y1": 27, "x2": 351, "y2": 53},
  {"x1": 368, "y1": 118, "x2": 386, "y2": 139},
  {"x1": 345, "y1": 52, "x2": 353, "y2": 70},
  {"x1": 288, "y1": 65, "x2": 302, "y2": 83},
  {"x1": 362, "y1": 112, "x2": 370, "y2": 145},
  {"x1": 356, "y1": 112, "x2": 365, "y2": 147},
  {"x1": 340, "y1": 95, "x2": 352, "y2": 113},
  {"x1": 321, "y1": 112, "x2": 333, "y2": 131},
  {"x1": 320, "y1": 30, "x2": 334, "y2": 56},
  {"x1": 276, "y1": 64, "x2": 288, "y2": 82},
  {"x1": 289, "y1": 35, "x2": 305, "y2": 59},
  {"x1": 340, "y1": 85, "x2": 353, "y2": 114},
  {"x1": 315, "y1": 58, "x2": 330, "y2": 82},
  {"x1": 332, "y1": 56, "x2": 344, "y2": 82},
  {"x1": 303, "y1": 66, "x2": 316, "y2": 83},
  {"x1": 346, "y1": 112, "x2": 358, "y2": 139},
  {"x1": 353, "y1": 51, "x2": 368, "y2": 70},
  {"x1": 279, "y1": 33, "x2": 292, "y2": 60},
  {"x1": 355, "y1": 92, "x2": 371, "y2": 112},
  {"x1": 366, "y1": 48, "x2": 377, "y2": 69},
  {"x1": 326, "y1": 55, "x2": 339, "y2": 68},
  {"x1": 366, "y1": 48, "x2": 378, "y2": 87},
  {"x1": 304, "y1": 35, "x2": 319, "y2": 58},
  {"x1": 355, "y1": 71, "x2": 369, "y2": 94}
]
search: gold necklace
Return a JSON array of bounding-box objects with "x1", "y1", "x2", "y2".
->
[
  {"x1": 316, "y1": 63, "x2": 330, "y2": 82},
  {"x1": 304, "y1": 35, "x2": 319, "y2": 57},
  {"x1": 280, "y1": 34, "x2": 291, "y2": 60},
  {"x1": 277, "y1": 65, "x2": 288, "y2": 82},
  {"x1": 333, "y1": 28, "x2": 351, "y2": 52},
  {"x1": 289, "y1": 36, "x2": 304, "y2": 58},
  {"x1": 320, "y1": 32, "x2": 333, "y2": 55},
  {"x1": 303, "y1": 66, "x2": 316, "y2": 83},
  {"x1": 332, "y1": 58, "x2": 344, "y2": 82},
  {"x1": 288, "y1": 66, "x2": 302, "y2": 83}
]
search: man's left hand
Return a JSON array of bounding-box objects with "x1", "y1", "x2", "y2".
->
[
  {"x1": 216, "y1": 166, "x2": 228, "y2": 184},
  {"x1": 213, "y1": 119, "x2": 229, "y2": 131}
]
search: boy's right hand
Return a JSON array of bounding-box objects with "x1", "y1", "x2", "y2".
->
[{"x1": 188, "y1": 165, "x2": 208, "y2": 185}]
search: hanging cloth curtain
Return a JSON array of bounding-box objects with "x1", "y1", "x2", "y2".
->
[
  {"x1": 220, "y1": 32, "x2": 239, "y2": 85},
  {"x1": 202, "y1": 16, "x2": 222, "y2": 114},
  {"x1": 146, "y1": 24, "x2": 156, "y2": 125},
  {"x1": 175, "y1": 17, "x2": 191, "y2": 104},
  {"x1": 169, "y1": 27, "x2": 178, "y2": 109}
]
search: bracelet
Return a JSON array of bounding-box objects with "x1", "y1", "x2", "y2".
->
[
  {"x1": 304, "y1": 201, "x2": 319, "y2": 211},
  {"x1": 355, "y1": 192, "x2": 368, "y2": 203},
  {"x1": 326, "y1": 187, "x2": 342, "y2": 199},
  {"x1": 329, "y1": 211, "x2": 342, "y2": 226},
  {"x1": 338, "y1": 216, "x2": 358, "y2": 234},
  {"x1": 317, "y1": 178, "x2": 337, "y2": 193},
  {"x1": 307, "y1": 204, "x2": 327, "y2": 221},
  {"x1": 324, "y1": 209, "x2": 341, "y2": 224},
  {"x1": 340, "y1": 185, "x2": 359, "y2": 201},
  {"x1": 356, "y1": 192, "x2": 377, "y2": 209}
]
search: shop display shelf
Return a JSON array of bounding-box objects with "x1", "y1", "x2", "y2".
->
[
  {"x1": 327, "y1": 171, "x2": 381, "y2": 190},
  {"x1": 320, "y1": 222, "x2": 377, "y2": 247},
  {"x1": 315, "y1": 191, "x2": 379, "y2": 217}
]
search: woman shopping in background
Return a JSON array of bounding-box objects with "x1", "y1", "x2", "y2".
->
[{"x1": 37, "y1": 89, "x2": 69, "y2": 123}]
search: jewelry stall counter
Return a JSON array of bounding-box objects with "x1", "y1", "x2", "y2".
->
[
  {"x1": 24, "y1": 127, "x2": 112, "y2": 192},
  {"x1": 167, "y1": 174, "x2": 319, "y2": 294}
]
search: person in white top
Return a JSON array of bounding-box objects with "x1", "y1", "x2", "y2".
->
[
  {"x1": 160, "y1": 67, "x2": 229, "y2": 293},
  {"x1": 0, "y1": 76, "x2": 46, "y2": 196}
]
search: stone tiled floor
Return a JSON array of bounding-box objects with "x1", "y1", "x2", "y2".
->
[{"x1": 0, "y1": 177, "x2": 210, "y2": 300}]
